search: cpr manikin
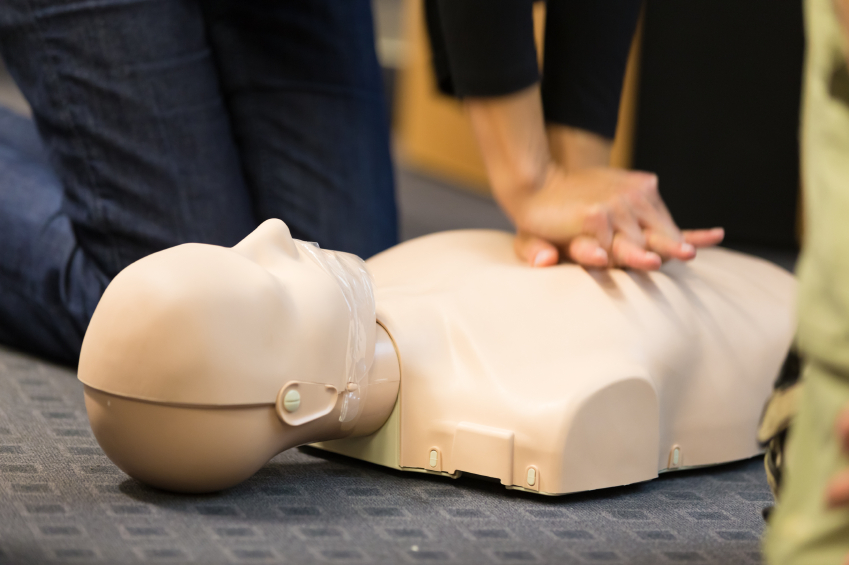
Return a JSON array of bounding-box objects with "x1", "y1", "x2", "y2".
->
[{"x1": 78, "y1": 219, "x2": 795, "y2": 494}]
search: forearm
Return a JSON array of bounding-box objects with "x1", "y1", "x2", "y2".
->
[{"x1": 464, "y1": 84, "x2": 550, "y2": 223}]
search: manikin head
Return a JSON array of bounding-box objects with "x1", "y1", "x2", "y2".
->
[{"x1": 78, "y1": 219, "x2": 395, "y2": 493}]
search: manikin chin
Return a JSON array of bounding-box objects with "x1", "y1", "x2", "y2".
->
[{"x1": 78, "y1": 219, "x2": 796, "y2": 495}]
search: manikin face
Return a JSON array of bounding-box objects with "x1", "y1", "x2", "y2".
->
[{"x1": 78, "y1": 219, "x2": 374, "y2": 411}]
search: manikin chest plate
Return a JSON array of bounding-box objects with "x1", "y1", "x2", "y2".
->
[{"x1": 318, "y1": 230, "x2": 796, "y2": 495}]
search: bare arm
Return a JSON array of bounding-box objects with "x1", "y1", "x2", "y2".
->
[{"x1": 465, "y1": 85, "x2": 724, "y2": 268}]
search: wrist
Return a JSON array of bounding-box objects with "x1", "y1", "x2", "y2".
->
[
  {"x1": 488, "y1": 154, "x2": 551, "y2": 220},
  {"x1": 509, "y1": 163, "x2": 563, "y2": 236},
  {"x1": 464, "y1": 85, "x2": 551, "y2": 221},
  {"x1": 546, "y1": 125, "x2": 613, "y2": 172}
]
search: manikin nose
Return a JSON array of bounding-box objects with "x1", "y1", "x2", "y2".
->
[{"x1": 233, "y1": 219, "x2": 299, "y2": 263}]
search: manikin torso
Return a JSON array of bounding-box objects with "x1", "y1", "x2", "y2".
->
[
  {"x1": 315, "y1": 230, "x2": 795, "y2": 494},
  {"x1": 77, "y1": 220, "x2": 795, "y2": 495}
]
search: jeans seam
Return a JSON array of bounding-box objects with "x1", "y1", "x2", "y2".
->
[
  {"x1": 120, "y1": 47, "x2": 210, "y2": 74},
  {"x1": 28, "y1": 0, "x2": 156, "y2": 21},
  {"x1": 145, "y1": 64, "x2": 190, "y2": 246},
  {"x1": 227, "y1": 80, "x2": 385, "y2": 106},
  {"x1": 24, "y1": 0, "x2": 123, "y2": 275}
]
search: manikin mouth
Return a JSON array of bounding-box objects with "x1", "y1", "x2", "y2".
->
[{"x1": 294, "y1": 241, "x2": 376, "y2": 424}]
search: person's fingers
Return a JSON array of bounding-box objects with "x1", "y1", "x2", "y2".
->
[
  {"x1": 567, "y1": 236, "x2": 609, "y2": 268},
  {"x1": 683, "y1": 228, "x2": 725, "y2": 248},
  {"x1": 608, "y1": 195, "x2": 648, "y2": 248},
  {"x1": 826, "y1": 469, "x2": 849, "y2": 508},
  {"x1": 624, "y1": 173, "x2": 682, "y2": 239},
  {"x1": 581, "y1": 205, "x2": 614, "y2": 252},
  {"x1": 638, "y1": 173, "x2": 680, "y2": 230},
  {"x1": 611, "y1": 233, "x2": 662, "y2": 271},
  {"x1": 514, "y1": 232, "x2": 560, "y2": 267},
  {"x1": 645, "y1": 229, "x2": 697, "y2": 261},
  {"x1": 622, "y1": 175, "x2": 707, "y2": 263}
]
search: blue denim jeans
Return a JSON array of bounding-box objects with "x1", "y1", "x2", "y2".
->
[{"x1": 0, "y1": 0, "x2": 397, "y2": 364}]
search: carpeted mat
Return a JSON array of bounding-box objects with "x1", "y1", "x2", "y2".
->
[{"x1": 0, "y1": 346, "x2": 772, "y2": 564}]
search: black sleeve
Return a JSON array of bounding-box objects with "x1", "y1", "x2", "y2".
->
[
  {"x1": 425, "y1": 0, "x2": 642, "y2": 140},
  {"x1": 424, "y1": 0, "x2": 539, "y2": 98},
  {"x1": 541, "y1": 0, "x2": 643, "y2": 139}
]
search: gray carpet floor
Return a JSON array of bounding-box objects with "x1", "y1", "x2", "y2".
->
[{"x1": 0, "y1": 346, "x2": 773, "y2": 565}]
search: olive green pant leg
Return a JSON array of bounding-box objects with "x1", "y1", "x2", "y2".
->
[
  {"x1": 763, "y1": 0, "x2": 849, "y2": 562},
  {"x1": 764, "y1": 363, "x2": 849, "y2": 564}
]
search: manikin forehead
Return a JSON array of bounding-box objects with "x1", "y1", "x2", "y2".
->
[
  {"x1": 81, "y1": 239, "x2": 352, "y2": 405},
  {"x1": 79, "y1": 243, "x2": 296, "y2": 405}
]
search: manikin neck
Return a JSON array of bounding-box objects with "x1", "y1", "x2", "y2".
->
[
  {"x1": 372, "y1": 322, "x2": 399, "y2": 381},
  {"x1": 341, "y1": 322, "x2": 400, "y2": 438}
]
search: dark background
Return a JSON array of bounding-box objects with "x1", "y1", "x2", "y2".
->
[{"x1": 634, "y1": 0, "x2": 805, "y2": 250}]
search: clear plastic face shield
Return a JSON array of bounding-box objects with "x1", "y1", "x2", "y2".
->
[{"x1": 294, "y1": 241, "x2": 376, "y2": 425}]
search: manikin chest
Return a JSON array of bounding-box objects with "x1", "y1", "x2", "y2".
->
[{"x1": 315, "y1": 230, "x2": 795, "y2": 495}]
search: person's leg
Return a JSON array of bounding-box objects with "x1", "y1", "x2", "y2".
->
[
  {"x1": 763, "y1": 0, "x2": 849, "y2": 561},
  {"x1": 200, "y1": 0, "x2": 398, "y2": 258},
  {"x1": 0, "y1": 0, "x2": 256, "y2": 362},
  {"x1": 0, "y1": 107, "x2": 107, "y2": 362},
  {"x1": 764, "y1": 363, "x2": 849, "y2": 564}
]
